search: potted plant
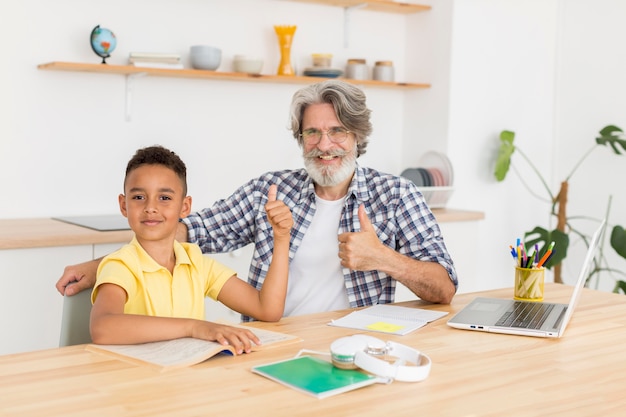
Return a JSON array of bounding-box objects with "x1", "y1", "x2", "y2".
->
[{"x1": 494, "y1": 125, "x2": 626, "y2": 293}]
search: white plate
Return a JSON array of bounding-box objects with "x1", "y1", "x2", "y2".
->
[
  {"x1": 427, "y1": 167, "x2": 443, "y2": 187},
  {"x1": 417, "y1": 151, "x2": 453, "y2": 186}
]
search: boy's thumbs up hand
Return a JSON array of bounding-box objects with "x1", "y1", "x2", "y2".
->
[{"x1": 265, "y1": 184, "x2": 293, "y2": 238}]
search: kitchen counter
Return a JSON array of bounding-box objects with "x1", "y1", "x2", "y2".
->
[
  {"x1": 0, "y1": 209, "x2": 484, "y2": 354},
  {"x1": 0, "y1": 218, "x2": 134, "y2": 250},
  {"x1": 0, "y1": 209, "x2": 483, "y2": 250},
  {"x1": 431, "y1": 208, "x2": 484, "y2": 223}
]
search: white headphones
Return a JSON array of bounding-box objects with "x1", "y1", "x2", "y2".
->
[{"x1": 329, "y1": 335, "x2": 431, "y2": 382}]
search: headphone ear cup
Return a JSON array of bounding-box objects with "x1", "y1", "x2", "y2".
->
[
  {"x1": 329, "y1": 336, "x2": 364, "y2": 369},
  {"x1": 330, "y1": 335, "x2": 386, "y2": 369}
]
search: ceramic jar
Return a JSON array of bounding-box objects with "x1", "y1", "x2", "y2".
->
[
  {"x1": 373, "y1": 61, "x2": 394, "y2": 82},
  {"x1": 345, "y1": 58, "x2": 369, "y2": 80},
  {"x1": 312, "y1": 53, "x2": 333, "y2": 67}
]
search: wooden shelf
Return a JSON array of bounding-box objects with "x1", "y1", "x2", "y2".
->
[
  {"x1": 285, "y1": 0, "x2": 430, "y2": 14},
  {"x1": 37, "y1": 62, "x2": 431, "y2": 90}
]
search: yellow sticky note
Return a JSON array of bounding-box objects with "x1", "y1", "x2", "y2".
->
[{"x1": 366, "y1": 321, "x2": 405, "y2": 333}]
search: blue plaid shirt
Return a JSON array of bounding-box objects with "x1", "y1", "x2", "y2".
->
[{"x1": 182, "y1": 165, "x2": 457, "y2": 320}]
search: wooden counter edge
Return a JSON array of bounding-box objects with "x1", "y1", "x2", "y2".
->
[
  {"x1": 0, "y1": 218, "x2": 134, "y2": 250},
  {"x1": 0, "y1": 210, "x2": 483, "y2": 250},
  {"x1": 431, "y1": 208, "x2": 485, "y2": 223}
]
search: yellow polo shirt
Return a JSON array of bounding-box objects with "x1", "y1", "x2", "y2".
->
[{"x1": 93, "y1": 237, "x2": 236, "y2": 319}]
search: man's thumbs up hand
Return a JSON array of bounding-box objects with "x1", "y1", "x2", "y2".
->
[{"x1": 337, "y1": 204, "x2": 383, "y2": 271}]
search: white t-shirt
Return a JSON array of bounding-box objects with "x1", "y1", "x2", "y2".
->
[{"x1": 284, "y1": 194, "x2": 350, "y2": 316}]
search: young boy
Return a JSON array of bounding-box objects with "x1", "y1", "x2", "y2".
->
[{"x1": 90, "y1": 146, "x2": 293, "y2": 354}]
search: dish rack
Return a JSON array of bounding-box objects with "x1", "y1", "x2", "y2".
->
[{"x1": 419, "y1": 186, "x2": 454, "y2": 209}]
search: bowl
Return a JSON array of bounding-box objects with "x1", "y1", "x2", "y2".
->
[
  {"x1": 232, "y1": 55, "x2": 264, "y2": 74},
  {"x1": 190, "y1": 45, "x2": 222, "y2": 70}
]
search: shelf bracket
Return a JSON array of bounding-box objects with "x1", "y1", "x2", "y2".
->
[
  {"x1": 343, "y1": 3, "x2": 367, "y2": 48},
  {"x1": 124, "y1": 72, "x2": 147, "y2": 122}
]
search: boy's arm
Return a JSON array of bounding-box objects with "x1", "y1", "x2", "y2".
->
[
  {"x1": 256, "y1": 184, "x2": 292, "y2": 319},
  {"x1": 217, "y1": 184, "x2": 293, "y2": 321},
  {"x1": 90, "y1": 283, "x2": 261, "y2": 353}
]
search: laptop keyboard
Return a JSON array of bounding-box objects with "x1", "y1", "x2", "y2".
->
[{"x1": 495, "y1": 302, "x2": 555, "y2": 329}]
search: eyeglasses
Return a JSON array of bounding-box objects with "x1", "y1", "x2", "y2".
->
[{"x1": 299, "y1": 127, "x2": 352, "y2": 145}]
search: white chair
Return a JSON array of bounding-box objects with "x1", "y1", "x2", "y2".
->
[{"x1": 59, "y1": 289, "x2": 93, "y2": 347}]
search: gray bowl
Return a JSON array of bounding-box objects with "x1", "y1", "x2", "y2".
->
[{"x1": 190, "y1": 45, "x2": 221, "y2": 70}]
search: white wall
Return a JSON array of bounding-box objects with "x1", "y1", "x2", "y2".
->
[
  {"x1": 0, "y1": 0, "x2": 409, "y2": 219},
  {"x1": 446, "y1": 0, "x2": 560, "y2": 291},
  {"x1": 554, "y1": 0, "x2": 626, "y2": 291},
  {"x1": 449, "y1": 0, "x2": 626, "y2": 292},
  {"x1": 1, "y1": 0, "x2": 625, "y2": 294}
]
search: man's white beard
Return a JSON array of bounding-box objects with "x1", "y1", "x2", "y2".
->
[{"x1": 303, "y1": 146, "x2": 357, "y2": 187}]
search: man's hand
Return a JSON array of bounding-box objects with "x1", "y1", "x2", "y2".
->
[
  {"x1": 337, "y1": 204, "x2": 386, "y2": 271},
  {"x1": 176, "y1": 222, "x2": 189, "y2": 242},
  {"x1": 55, "y1": 259, "x2": 100, "y2": 296},
  {"x1": 338, "y1": 205, "x2": 456, "y2": 304}
]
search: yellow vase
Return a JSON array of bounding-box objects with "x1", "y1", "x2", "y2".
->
[{"x1": 274, "y1": 25, "x2": 297, "y2": 76}]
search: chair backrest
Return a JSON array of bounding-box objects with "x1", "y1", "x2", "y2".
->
[{"x1": 59, "y1": 290, "x2": 93, "y2": 347}]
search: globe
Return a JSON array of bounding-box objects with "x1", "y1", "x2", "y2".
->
[{"x1": 90, "y1": 25, "x2": 117, "y2": 64}]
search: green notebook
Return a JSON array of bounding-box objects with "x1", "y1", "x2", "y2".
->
[{"x1": 252, "y1": 355, "x2": 379, "y2": 399}]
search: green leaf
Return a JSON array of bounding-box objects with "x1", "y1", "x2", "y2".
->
[
  {"x1": 523, "y1": 227, "x2": 569, "y2": 270},
  {"x1": 494, "y1": 130, "x2": 516, "y2": 181},
  {"x1": 610, "y1": 225, "x2": 626, "y2": 259},
  {"x1": 596, "y1": 125, "x2": 626, "y2": 155},
  {"x1": 613, "y1": 280, "x2": 626, "y2": 295}
]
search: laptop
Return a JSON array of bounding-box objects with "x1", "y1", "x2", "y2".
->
[{"x1": 447, "y1": 220, "x2": 606, "y2": 338}]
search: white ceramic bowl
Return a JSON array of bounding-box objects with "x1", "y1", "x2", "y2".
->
[
  {"x1": 190, "y1": 45, "x2": 222, "y2": 70},
  {"x1": 232, "y1": 55, "x2": 263, "y2": 74}
]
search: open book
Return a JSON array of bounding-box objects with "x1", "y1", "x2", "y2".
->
[
  {"x1": 252, "y1": 355, "x2": 381, "y2": 399},
  {"x1": 328, "y1": 304, "x2": 448, "y2": 335},
  {"x1": 86, "y1": 326, "x2": 301, "y2": 371}
]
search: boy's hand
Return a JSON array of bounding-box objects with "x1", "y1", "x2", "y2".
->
[
  {"x1": 265, "y1": 184, "x2": 293, "y2": 239},
  {"x1": 191, "y1": 322, "x2": 262, "y2": 354}
]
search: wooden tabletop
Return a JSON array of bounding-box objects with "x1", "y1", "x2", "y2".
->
[
  {"x1": 2, "y1": 283, "x2": 622, "y2": 416},
  {"x1": 0, "y1": 209, "x2": 483, "y2": 250}
]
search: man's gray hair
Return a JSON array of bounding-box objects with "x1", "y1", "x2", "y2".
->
[{"x1": 289, "y1": 80, "x2": 372, "y2": 157}]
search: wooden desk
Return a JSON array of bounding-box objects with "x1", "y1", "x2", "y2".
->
[{"x1": 1, "y1": 284, "x2": 624, "y2": 416}]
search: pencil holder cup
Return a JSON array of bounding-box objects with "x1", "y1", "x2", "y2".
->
[{"x1": 514, "y1": 267, "x2": 545, "y2": 302}]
